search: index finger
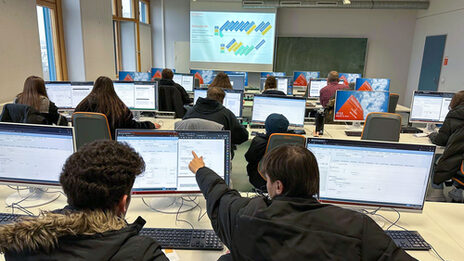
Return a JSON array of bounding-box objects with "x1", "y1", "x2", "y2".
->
[{"x1": 192, "y1": 151, "x2": 199, "y2": 159}]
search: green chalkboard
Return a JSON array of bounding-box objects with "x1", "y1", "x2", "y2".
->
[{"x1": 275, "y1": 37, "x2": 368, "y2": 78}]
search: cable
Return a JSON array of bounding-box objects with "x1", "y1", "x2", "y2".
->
[
  {"x1": 175, "y1": 197, "x2": 195, "y2": 230},
  {"x1": 386, "y1": 208, "x2": 401, "y2": 231},
  {"x1": 430, "y1": 245, "x2": 448, "y2": 261},
  {"x1": 141, "y1": 197, "x2": 197, "y2": 214}
]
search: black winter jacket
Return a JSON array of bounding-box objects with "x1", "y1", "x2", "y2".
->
[
  {"x1": 159, "y1": 79, "x2": 192, "y2": 105},
  {"x1": 245, "y1": 133, "x2": 268, "y2": 189},
  {"x1": 262, "y1": 89, "x2": 286, "y2": 96},
  {"x1": 429, "y1": 104, "x2": 464, "y2": 146},
  {"x1": 434, "y1": 126, "x2": 464, "y2": 186},
  {"x1": 196, "y1": 167, "x2": 415, "y2": 261}
]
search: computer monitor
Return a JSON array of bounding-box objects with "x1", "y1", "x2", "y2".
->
[
  {"x1": 116, "y1": 130, "x2": 231, "y2": 194},
  {"x1": 260, "y1": 72, "x2": 286, "y2": 78},
  {"x1": 306, "y1": 138, "x2": 436, "y2": 211},
  {"x1": 228, "y1": 75, "x2": 245, "y2": 91},
  {"x1": 259, "y1": 76, "x2": 293, "y2": 95},
  {"x1": 307, "y1": 78, "x2": 345, "y2": 98},
  {"x1": 151, "y1": 68, "x2": 175, "y2": 81},
  {"x1": 334, "y1": 90, "x2": 389, "y2": 122},
  {"x1": 173, "y1": 73, "x2": 195, "y2": 92},
  {"x1": 252, "y1": 95, "x2": 306, "y2": 127},
  {"x1": 190, "y1": 69, "x2": 214, "y2": 85},
  {"x1": 339, "y1": 73, "x2": 362, "y2": 86},
  {"x1": 355, "y1": 78, "x2": 391, "y2": 92},
  {"x1": 224, "y1": 71, "x2": 248, "y2": 86},
  {"x1": 45, "y1": 81, "x2": 93, "y2": 109},
  {"x1": 410, "y1": 91, "x2": 454, "y2": 123},
  {"x1": 293, "y1": 71, "x2": 321, "y2": 87},
  {"x1": 113, "y1": 81, "x2": 158, "y2": 111},
  {"x1": 71, "y1": 82, "x2": 94, "y2": 108},
  {"x1": 119, "y1": 71, "x2": 151, "y2": 82},
  {"x1": 193, "y1": 88, "x2": 244, "y2": 117}
]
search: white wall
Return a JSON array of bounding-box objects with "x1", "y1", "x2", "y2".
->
[
  {"x1": 0, "y1": 0, "x2": 43, "y2": 103},
  {"x1": 120, "y1": 21, "x2": 137, "y2": 71},
  {"x1": 62, "y1": 0, "x2": 86, "y2": 81},
  {"x1": 405, "y1": 0, "x2": 464, "y2": 106}
]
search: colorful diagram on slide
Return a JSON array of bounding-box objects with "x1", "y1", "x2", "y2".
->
[
  {"x1": 335, "y1": 90, "x2": 389, "y2": 121},
  {"x1": 190, "y1": 12, "x2": 276, "y2": 64}
]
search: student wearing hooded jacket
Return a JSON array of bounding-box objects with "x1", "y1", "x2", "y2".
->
[{"x1": 158, "y1": 68, "x2": 192, "y2": 105}]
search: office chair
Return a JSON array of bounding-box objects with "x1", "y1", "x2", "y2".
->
[
  {"x1": 175, "y1": 118, "x2": 224, "y2": 131},
  {"x1": 388, "y1": 93, "x2": 400, "y2": 113},
  {"x1": 72, "y1": 112, "x2": 111, "y2": 151},
  {"x1": 361, "y1": 112, "x2": 402, "y2": 142},
  {"x1": 0, "y1": 104, "x2": 47, "y2": 124},
  {"x1": 258, "y1": 133, "x2": 306, "y2": 180},
  {"x1": 194, "y1": 78, "x2": 200, "y2": 89}
]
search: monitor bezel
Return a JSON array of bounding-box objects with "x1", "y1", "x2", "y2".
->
[
  {"x1": 115, "y1": 129, "x2": 231, "y2": 195},
  {"x1": 251, "y1": 94, "x2": 306, "y2": 127},
  {"x1": 333, "y1": 90, "x2": 390, "y2": 123},
  {"x1": 409, "y1": 90, "x2": 455, "y2": 124},
  {"x1": 113, "y1": 80, "x2": 159, "y2": 111},
  {"x1": 0, "y1": 122, "x2": 75, "y2": 188},
  {"x1": 306, "y1": 137, "x2": 436, "y2": 212}
]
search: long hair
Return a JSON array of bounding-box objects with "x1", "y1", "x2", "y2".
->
[
  {"x1": 79, "y1": 76, "x2": 128, "y2": 127},
  {"x1": 449, "y1": 91, "x2": 464, "y2": 110},
  {"x1": 264, "y1": 76, "x2": 277, "y2": 90},
  {"x1": 209, "y1": 72, "x2": 233, "y2": 89},
  {"x1": 16, "y1": 76, "x2": 48, "y2": 111}
]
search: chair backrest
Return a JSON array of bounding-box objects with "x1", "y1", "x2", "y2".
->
[
  {"x1": 194, "y1": 78, "x2": 200, "y2": 89},
  {"x1": 72, "y1": 112, "x2": 111, "y2": 151},
  {"x1": 361, "y1": 112, "x2": 402, "y2": 142},
  {"x1": 158, "y1": 86, "x2": 186, "y2": 118},
  {"x1": 175, "y1": 118, "x2": 224, "y2": 131},
  {"x1": 388, "y1": 93, "x2": 400, "y2": 113},
  {"x1": 0, "y1": 103, "x2": 47, "y2": 124}
]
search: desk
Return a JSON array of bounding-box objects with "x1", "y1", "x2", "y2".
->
[
  {"x1": 0, "y1": 186, "x2": 462, "y2": 261},
  {"x1": 396, "y1": 104, "x2": 410, "y2": 113}
]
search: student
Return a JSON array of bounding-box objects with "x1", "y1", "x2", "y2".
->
[
  {"x1": 14, "y1": 76, "x2": 65, "y2": 125},
  {"x1": 262, "y1": 76, "x2": 286, "y2": 96},
  {"x1": 245, "y1": 113, "x2": 289, "y2": 190},
  {"x1": 209, "y1": 72, "x2": 233, "y2": 89},
  {"x1": 183, "y1": 87, "x2": 248, "y2": 156},
  {"x1": 75, "y1": 76, "x2": 158, "y2": 138},
  {"x1": 429, "y1": 90, "x2": 464, "y2": 146},
  {"x1": 0, "y1": 140, "x2": 168, "y2": 260},
  {"x1": 319, "y1": 71, "x2": 348, "y2": 108},
  {"x1": 189, "y1": 145, "x2": 414, "y2": 261},
  {"x1": 158, "y1": 68, "x2": 192, "y2": 105}
]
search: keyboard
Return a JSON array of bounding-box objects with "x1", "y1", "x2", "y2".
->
[
  {"x1": 249, "y1": 124, "x2": 265, "y2": 129},
  {"x1": 0, "y1": 213, "x2": 27, "y2": 225},
  {"x1": 385, "y1": 230, "x2": 431, "y2": 251},
  {"x1": 139, "y1": 228, "x2": 223, "y2": 250},
  {"x1": 345, "y1": 130, "x2": 362, "y2": 137},
  {"x1": 401, "y1": 126, "x2": 423, "y2": 134}
]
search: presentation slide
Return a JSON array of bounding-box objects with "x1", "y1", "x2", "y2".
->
[
  {"x1": 190, "y1": 11, "x2": 276, "y2": 69},
  {"x1": 335, "y1": 91, "x2": 389, "y2": 121}
]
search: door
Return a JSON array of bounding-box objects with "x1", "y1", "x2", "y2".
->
[{"x1": 418, "y1": 35, "x2": 447, "y2": 91}]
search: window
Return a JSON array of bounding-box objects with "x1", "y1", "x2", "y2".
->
[
  {"x1": 36, "y1": 0, "x2": 67, "y2": 81},
  {"x1": 139, "y1": 0, "x2": 149, "y2": 24},
  {"x1": 122, "y1": 0, "x2": 134, "y2": 18}
]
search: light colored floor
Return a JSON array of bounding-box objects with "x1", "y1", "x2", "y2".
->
[{"x1": 230, "y1": 140, "x2": 254, "y2": 192}]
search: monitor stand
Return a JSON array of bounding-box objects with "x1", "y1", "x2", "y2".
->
[
  {"x1": 133, "y1": 111, "x2": 141, "y2": 121},
  {"x1": 144, "y1": 196, "x2": 197, "y2": 213},
  {"x1": 424, "y1": 123, "x2": 437, "y2": 133},
  {"x1": 346, "y1": 122, "x2": 363, "y2": 131},
  {"x1": 6, "y1": 187, "x2": 61, "y2": 208}
]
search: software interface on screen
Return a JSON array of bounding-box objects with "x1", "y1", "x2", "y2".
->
[
  {"x1": 193, "y1": 89, "x2": 243, "y2": 117},
  {"x1": 0, "y1": 123, "x2": 74, "y2": 185},
  {"x1": 113, "y1": 82, "x2": 157, "y2": 110},
  {"x1": 228, "y1": 75, "x2": 245, "y2": 91},
  {"x1": 45, "y1": 82, "x2": 93, "y2": 109},
  {"x1": 410, "y1": 91, "x2": 454, "y2": 123},
  {"x1": 307, "y1": 138, "x2": 435, "y2": 210},
  {"x1": 116, "y1": 130, "x2": 231, "y2": 193},
  {"x1": 355, "y1": 78, "x2": 390, "y2": 92},
  {"x1": 173, "y1": 74, "x2": 194, "y2": 92},
  {"x1": 334, "y1": 90, "x2": 389, "y2": 121},
  {"x1": 252, "y1": 95, "x2": 306, "y2": 126},
  {"x1": 224, "y1": 71, "x2": 248, "y2": 86},
  {"x1": 308, "y1": 79, "x2": 345, "y2": 98}
]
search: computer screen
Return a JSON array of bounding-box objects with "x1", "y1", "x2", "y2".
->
[
  {"x1": 116, "y1": 130, "x2": 231, "y2": 194},
  {"x1": 339, "y1": 73, "x2": 362, "y2": 86},
  {"x1": 355, "y1": 78, "x2": 390, "y2": 92},
  {"x1": 307, "y1": 78, "x2": 345, "y2": 98},
  {"x1": 224, "y1": 71, "x2": 248, "y2": 86},
  {"x1": 71, "y1": 82, "x2": 93, "y2": 108},
  {"x1": 45, "y1": 81, "x2": 93, "y2": 109},
  {"x1": 306, "y1": 138, "x2": 435, "y2": 211},
  {"x1": 410, "y1": 91, "x2": 454, "y2": 123},
  {"x1": 252, "y1": 95, "x2": 306, "y2": 126},
  {"x1": 260, "y1": 72, "x2": 285, "y2": 78},
  {"x1": 190, "y1": 69, "x2": 214, "y2": 85},
  {"x1": 173, "y1": 74, "x2": 194, "y2": 92},
  {"x1": 259, "y1": 76, "x2": 293, "y2": 95},
  {"x1": 119, "y1": 71, "x2": 151, "y2": 82},
  {"x1": 228, "y1": 75, "x2": 245, "y2": 91},
  {"x1": 193, "y1": 89, "x2": 244, "y2": 117},
  {"x1": 113, "y1": 81, "x2": 158, "y2": 111},
  {"x1": 334, "y1": 90, "x2": 389, "y2": 122},
  {"x1": 293, "y1": 71, "x2": 321, "y2": 87},
  {"x1": 0, "y1": 123, "x2": 75, "y2": 186}
]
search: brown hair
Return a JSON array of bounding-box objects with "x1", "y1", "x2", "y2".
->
[
  {"x1": 264, "y1": 76, "x2": 277, "y2": 90},
  {"x1": 16, "y1": 76, "x2": 48, "y2": 111},
  {"x1": 210, "y1": 72, "x2": 232, "y2": 89},
  {"x1": 161, "y1": 69, "x2": 174, "y2": 80},
  {"x1": 327, "y1": 71, "x2": 340, "y2": 83},
  {"x1": 207, "y1": 87, "x2": 226, "y2": 103},
  {"x1": 449, "y1": 91, "x2": 464, "y2": 110},
  {"x1": 261, "y1": 145, "x2": 319, "y2": 197}
]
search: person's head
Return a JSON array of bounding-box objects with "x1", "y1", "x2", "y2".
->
[
  {"x1": 261, "y1": 145, "x2": 319, "y2": 198},
  {"x1": 264, "y1": 76, "x2": 277, "y2": 91},
  {"x1": 265, "y1": 114, "x2": 289, "y2": 135},
  {"x1": 449, "y1": 91, "x2": 464, "y2": 110},
  {"x1": 16, "y1": 76, "x2": 48, "y2": 111},
  {"x1": 210, "y1": 72, "x2": 232, "y2": 89},
  {"x1": 207, "y1": 86, "x2": 226, "y2": 104},
  {"x1": 60, "y1": 140, "x2": 145, "y2": 216},
  {"x1": 161, "y1": 69, "x2": 174, "y2": 80},
  {"x1": 327, "y1": 71, "x2": 340, "y2": 84}
]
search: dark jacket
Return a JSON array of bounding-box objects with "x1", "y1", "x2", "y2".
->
[
  {"x1": 159, "y1": 79, "x2": 192, "y2": 105},
  {"x1": 196, "y1": 167, "x2": 415, "y2": 261},
  {"x1": 429, "y1": 104, "x2": 464, "y2": 146},
  {"x1": 245, "y1": 133, "x2": 268, "y2": 190},
  {"x1": 158, "y1": 85, "x2": 186, "y2": 118},
  {"x1": 74, "y1": 96, "x2": 155, "y2": 138},
  {"x1": 13, "y1": 96, "x2": 67, "y2": 125},
  {"x1": 184, "y1": 97, "x2": 248, "y2": 146},
  {"x1": 0, "y1": 208, "x2": 168, "y2": 261},
  {"x1": 0, "y1": 104, "x2": 47, "y2": 124},
  {"x1": 262, "y1": 89, "x2": 286, "y2": 96},
  {"x1": 434, "y1": 126, "x2": 464, "y2": 186}
]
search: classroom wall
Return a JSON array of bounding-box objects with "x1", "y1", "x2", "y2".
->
[
  {"x1": 62, "y1": 0, "x2": 86, "y2": 81},
  {"x1": 0, "y1": 0, "x2": 43, "y2": 104},
  {"x1": 405, "y1": 0, "x2": 464, "y2": 106}
]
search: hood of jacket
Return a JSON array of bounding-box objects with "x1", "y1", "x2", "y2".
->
[
  {"x1": 193, "y1": 97, "x2": 225, "y2": 114},
  {"x1": 0, "y1": 209, "x2": 129, "y2": 254},
  {"x1": 447, "y1": 104, "x2": 464, "y2": 120},
  {"x1": 159, "y1": 79, "x2": 175, "y2": 86}
]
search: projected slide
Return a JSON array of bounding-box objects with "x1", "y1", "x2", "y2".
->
[
  {"x1": 335, "y1": 90, "x2": 389, "y2": 121},
  {"x1": 190, "y1": 11, "x2": 276, "y2": 65},
  {"x1": 355, "y1": 78, "x2": 390, "y2": 92}
]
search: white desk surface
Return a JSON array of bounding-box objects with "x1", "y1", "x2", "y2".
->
[{"x1": 0, "y1": 185, "x2": 462, "y2": 261}]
